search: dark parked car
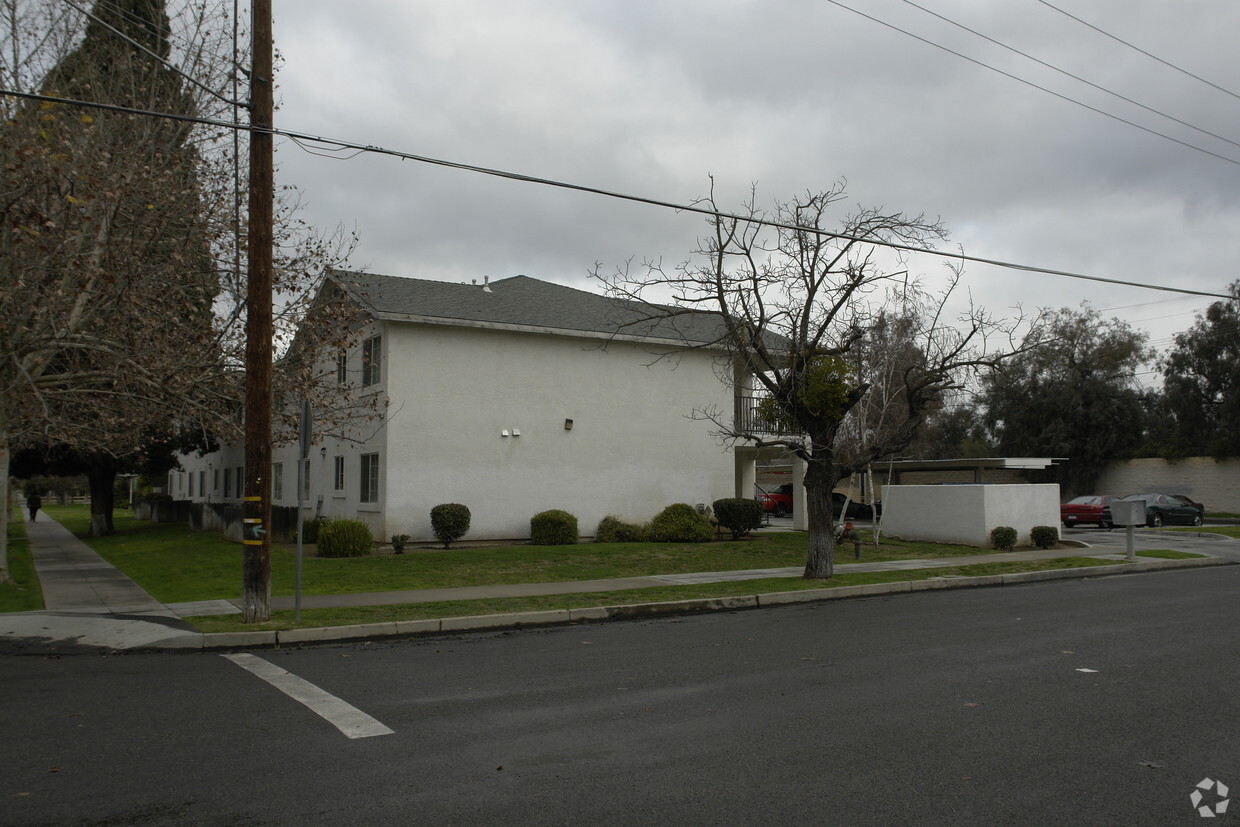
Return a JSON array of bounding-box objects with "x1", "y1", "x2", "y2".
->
[
  {"x1": 1060, "y1": 495, "x2": 1119, "y2": 528},
  {"x1": 833, "y1": 492, "x2": 880, "y2": 521},
  {"x1": 1101, "y1": 493, "x2": 1205, "y2": 528}
]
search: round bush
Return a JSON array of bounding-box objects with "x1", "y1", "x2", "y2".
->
[
  {"x1": 531, "y1": 509, "x2": 579, "y2": 545},
  {"x1": 595, "y1": 515, "x2": 644, "y2": 543},
  {"x1": 1030, "y1": 525, "x2": 1059, "y2": 549},
  {"x1": 431, "y1": 503, "x2": 471, "y2": 548},
  {"x1": 990, "y1": 526, "x2": 1018, "y2": 552},
  {"x1": 317, "y1": 519, "x2": 374, "y2": 558},
  {"x1": 647, "y1": 503, "x2": 714, "y2": 543},
  {"x1": 712, "y1": 498, "x2": 764, "y2": 539},
  {"x1": 299, "y1": 516, "x2": 327, "y2": 544}
]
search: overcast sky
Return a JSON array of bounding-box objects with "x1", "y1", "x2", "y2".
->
[{"x1": 268, "y1": 1, "x2": 1240, "y2": 370}]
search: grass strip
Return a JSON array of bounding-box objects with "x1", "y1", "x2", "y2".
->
[
  {"x1": 187, "y1": 557, "x2": 1112, "y2": 633},
  {"x1": 1160, "y1": 525, "x2": 1240, "y2": 538},
  {"x1": 0, "y1": 518, "x2": 44, "y2": 613},
  {"x1": 38, "y1": 504, "x2": 1007, "y2": 604},
  {"x1": 1135, "y1": 549, "x2": 1206, "y2": 560}
]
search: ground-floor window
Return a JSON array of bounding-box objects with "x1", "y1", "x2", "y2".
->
[
  {"x1": 273, "y1": 462, "x2": 283, "y2": 502},
  {"x1": 360, "y1": 453, "x2": 379, "y2": 503},
  {"x1": 334, "y1": 455, "x2": 345, "y2": 491}
]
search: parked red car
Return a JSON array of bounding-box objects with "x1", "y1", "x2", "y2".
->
[
  {"x1": 758, "y1": 484, "x2": 794, "y2": 517},
  {"x1": 1060, "y1": 495, "x2": 1119, "y2": 528}
]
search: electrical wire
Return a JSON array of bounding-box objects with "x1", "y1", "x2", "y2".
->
[
  {"x1": 1035, "y1": 0, "x2": 1240, "y2": 103},
  {"x1": 823, "y1": 0, "x2": 1240, "y2": 167},
  {"x1": 58, "y1": 0, "x2": 243, "y2": 108},
  {"x1": 900, "y1": 0, "x2": 1240, "y2": 153},
  {"x1": 4, "y1": 86, "x2": 1234, "y2": 303}
]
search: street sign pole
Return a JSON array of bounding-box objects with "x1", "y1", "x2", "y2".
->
[{"x1": 295, "y1": 400, "x2": 311, "y2": 622}]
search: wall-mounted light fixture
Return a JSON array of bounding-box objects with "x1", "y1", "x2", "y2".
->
[
  {"x1": 320, "y1": 446, "x2": 327, "y2": 458},
  {"x1": 564, "y1": 418, "x2": 574, "y2": 431}
]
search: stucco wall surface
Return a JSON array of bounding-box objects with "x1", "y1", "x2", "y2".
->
[
  {"x1": 383, "y1": 323, "x2": 736, "y2": 541},
  {"x1": 881, "y1": 484, "x2": 1061, "y2": 547}
]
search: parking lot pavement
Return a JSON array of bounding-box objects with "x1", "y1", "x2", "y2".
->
[{"x1": 1062, "y1": 524, "x2": 1240, "y2": 561}]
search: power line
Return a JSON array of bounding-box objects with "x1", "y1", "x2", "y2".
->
[
  {"x1": 58, "y1": 0, "x2": 243, "y2": 108},
  {"x1": 5, "y1": 86, "x2": 1234, "y2": 303},
  {"x1": 822, "y1": 0, "x2": 1240, "y2": 168},
  {"x1": 900, "y1": 0, "x2": 1240, "y2": 153},
  {"x1": 1035, "y1": 0, "x2": 1240, "y2": 103}
]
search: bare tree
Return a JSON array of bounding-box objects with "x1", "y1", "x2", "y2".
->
[{"x1": 597, "y1": 182, "x2": 1031, "y2": 578}]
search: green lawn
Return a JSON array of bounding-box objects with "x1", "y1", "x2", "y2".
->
[
  {"x1": 28, "y1": 505, "x2": 1187, "y2": 634},
  {"x1": 38, "y1": 504, "x2": 1009, "y2": 605},
  {"x1": 1136, "y1": 549, "x2": 1207, "y2": 560},
  {"x1": 1163, "y1": 525, "x2": 1240, "y2": 538},
  {"x1": 188, "y1": 557, "x2": 1116, "y2": 633},
  {"x1": 0, "y1": 517, "x2": 43, "y2": 613}
]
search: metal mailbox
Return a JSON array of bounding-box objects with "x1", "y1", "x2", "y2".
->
[{"x1": 1109, "y1": 500, "x2": 1146, "y2": 526}]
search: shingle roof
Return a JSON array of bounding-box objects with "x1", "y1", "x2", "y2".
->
[{"x1": 329, "y1": 269, "x2": 732, "y2": 347}]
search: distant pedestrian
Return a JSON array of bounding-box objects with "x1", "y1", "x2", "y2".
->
[{"x1": 26, "y1": 492, "x2": 42, "y2": 522}]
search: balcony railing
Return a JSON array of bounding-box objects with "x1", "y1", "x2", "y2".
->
[{"x1": 735, "y1": 395, "x2": 794, "y2": 435}]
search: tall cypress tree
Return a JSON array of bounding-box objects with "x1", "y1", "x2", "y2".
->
[{"x1": 1, "y1": 0, "x2": 221, "y2": 540}]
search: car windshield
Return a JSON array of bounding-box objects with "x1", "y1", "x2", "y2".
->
[{"x1": 1120, "y1": 494, "x2": 1156, "y2": 502}]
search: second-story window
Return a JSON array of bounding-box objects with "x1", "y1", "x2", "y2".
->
[{"x1": 362, "y1": 335, "x2": 382, "y2": 386}]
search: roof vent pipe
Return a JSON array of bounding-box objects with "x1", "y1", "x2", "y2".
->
[{"x1": 482, "y1": 275, "x2": 492, "y2": 293}]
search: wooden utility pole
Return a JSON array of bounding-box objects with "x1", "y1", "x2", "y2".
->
[{"x1": 242, "y1": 0, "x2": 273, "y2": 622}]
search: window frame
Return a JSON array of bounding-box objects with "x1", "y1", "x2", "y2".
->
[
  {"x1": 362, "y1": 335, "x2": 382, "y2": 387},
  {"x1": 360, "y1": 453, "x2": 379, "y2": 504}
]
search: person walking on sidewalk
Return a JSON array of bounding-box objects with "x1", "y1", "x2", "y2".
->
[{"x1": 26, "y1": 491, "x2": 42, "y2": 522}]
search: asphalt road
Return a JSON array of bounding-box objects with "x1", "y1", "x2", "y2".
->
[{"x1": 3, "y1": 565, "x2": 1237, "y2": 826}]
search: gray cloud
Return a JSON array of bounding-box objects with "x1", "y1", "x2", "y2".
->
[{"x1": 271, "y1": 0, "x2": 1240, "y2": 359}]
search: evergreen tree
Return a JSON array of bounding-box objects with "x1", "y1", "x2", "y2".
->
[
  {"x1": 1160, "y1": 281, "x2": 1240, "y2": 457},
  {"x1": 981, "y1": 305, "x2": 1151, "y2": 495}
]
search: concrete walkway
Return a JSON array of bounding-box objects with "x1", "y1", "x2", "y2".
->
[
  {"x1": 26, "y1": 515, "x2": 166, "y2": 612},
  {"x1": 2, "y1": 514, "x2": 1234, "y2": 654},
  {"x1": 3, "y1": 516, "x2": 202, "y2": 653}
]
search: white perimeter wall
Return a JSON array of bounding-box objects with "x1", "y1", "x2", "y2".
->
[
  {"x1": 1093, "y1": 457, "x2": 1239, "y2": 513},
  {"x1": 383, "y1": 323, "x2": 736, "y2": 541},
  {"x1": 881, "y1": 484, "x2": 1061, "y2": 547}
]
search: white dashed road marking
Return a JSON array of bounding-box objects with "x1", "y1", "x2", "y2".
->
[{"x1": 222, "y1": 653, "x2": 395, "y2": 739}]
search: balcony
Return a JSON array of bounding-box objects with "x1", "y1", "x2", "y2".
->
[{"x1": 735, "y1": 395, "x2": 795, "y2": 435}]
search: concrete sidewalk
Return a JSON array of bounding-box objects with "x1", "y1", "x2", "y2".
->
[
  {"x1": 3, "y1": 516, "x2": 203, "y2": 653},
  {"x1": 2, "y1": 515, "x2": 1234, "y2": 654}
]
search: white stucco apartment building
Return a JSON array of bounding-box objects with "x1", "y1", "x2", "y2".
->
[{"x1": 171, "y1": 271, "x2": 769, "y2": 542}]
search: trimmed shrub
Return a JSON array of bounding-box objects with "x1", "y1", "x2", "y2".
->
[
  {"x1": 1030, "y1": 525, "x2": 1059, "y2": 549},
  {"x1": 531, "y1": 509, "x2": 579, "y2": 545},
  {"x1": 713, "y1": 498, "x2": 764, "y2": 539},
  {"x1": 595, "y1": 515, "x2": 644, "y2": 543},
  {"x1": 317, "y1": 519, "x2": 374, "y2": 557},
  {"x1": 990, "y1": 526, "x2": 1018, "y2": 552},
  {"x1": 298, "y1": 516, "x2": 327, "y2": 544},
  {"x1": 431, "y1": 503, "x2": 471, "y2": 548},
  {"x1": 390, "y1": 533, "x2": 412, "y2": 554},
  {"x1": 646, "y1": 503, "x2": 714, "y2": 543}
]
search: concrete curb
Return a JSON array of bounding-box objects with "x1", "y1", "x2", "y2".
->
[{"x1": 184, "y1": 555, "x2": 1234, "y2": 652}]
